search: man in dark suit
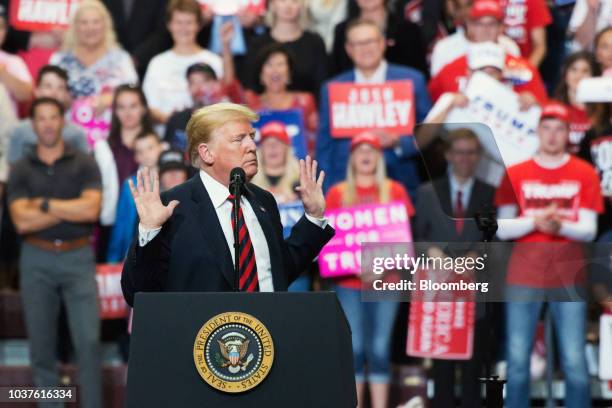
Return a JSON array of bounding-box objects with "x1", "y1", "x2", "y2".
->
[
  {"x1": 102, "y1": 0, "x2": 168, "y2": 78},
  {"x1": 121, "y1": 103, "x2": 334, "y2": 306},
  {"x1": 317, "y1": 19, "x2": 432, "y2": 198},
  {"x1": 413, "y1": 128, "x2": 496, "y2": 408}
]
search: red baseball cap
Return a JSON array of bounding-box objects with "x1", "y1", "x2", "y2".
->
[
  {"x1": 539, "y1": 101, "x2": 570, "y2": 124},
  {"x1": 260, "y1": 121, "x2": 290, "y2": 145},
  {"x1": 350, "y1": 131, "x2": 382, "y2": 152},
  {"x1": 469, "y1": 0, "x2": 504, "y2": 21}
]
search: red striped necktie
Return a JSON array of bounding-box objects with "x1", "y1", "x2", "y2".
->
[
  {"x1": 455, "y1": 190, "x2": 464, "y2": 234},
  {"x1": 228, "y1": 194, "x2": 259, "y2": 292}
]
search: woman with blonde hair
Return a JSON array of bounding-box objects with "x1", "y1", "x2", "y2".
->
[
  {"x1": 252, "y1": 121, "x2": 318, "y2": 291},
  {"x1": 252, "y1": 121, "x2": 301, "y2": 204},
  {"x1": 325, "y1": 131, "x2": 415, "y2": 408},
  {"x1": 50, "y1": 0, "x2": 138, "y2": 113}
]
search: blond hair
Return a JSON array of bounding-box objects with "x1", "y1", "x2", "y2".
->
[
  {"x1": 186, "y1": 103, "x2": 259, "y2": 167},
  {"x1": 266, "y1": 0, "x2": 309, "y2": 30},
  {"x1": 61, "y1": 0, "x2": 118, "y2": 53},
  {"x1": 251, "y1": 146, "x2": 300, "y2": 199},
  {"x1": 341, "y1": 150, "x2": 390, "y2": 207}
]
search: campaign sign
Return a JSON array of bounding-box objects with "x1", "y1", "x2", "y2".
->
[
  {"x1": 329, "y1": 80, "x2": 415, "y2": 138},
  {"x1": 71, "y1": 97, "x2": 111, "y2": 148},
  {"x1": 600, "y1": 313, "x2": 612, "y2": 380},
  {"x1": 197, "y1": 0, "x2": 265, "y2": 16},
  {"x1": 254, "y1": 109, "x2": 307, "y2": 159},
  {"x1": 278, "y1": 201, "x2": 304, "y2": 239},
  {"x1": 208, "y1": 14, "x2": 246, "y2": 56},
  {"x1": 96, "y1": 264, "x2": 128, "y2": 320},
  {"x1": 407, "y1": 300, "x2": 475, "y2": 360},
  {"x1": 319, "y1": 201, "x2": 412, "y2": 278},
  {"x1": 9, "y1": 0, "x2": 79, "y2": 31},
  {"x1": 445, "y1": 71, "x2": 541, "y2": 167}
]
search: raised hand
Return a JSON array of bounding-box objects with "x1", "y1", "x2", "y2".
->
[
  {"x1": 295, "y1": 155, "x2": 326, "y2": 219},
  {"x1": 128, "y1": 167, "x2": 179, "y2": 229}
]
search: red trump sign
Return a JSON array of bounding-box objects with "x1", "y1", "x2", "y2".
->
[
  {"x1": 9, "y1": 0, "x2": 79, "y2": 31},
  {"x1": 96, "y1": 264, "x2": 128, "y2": 320},
  {"x1": 328, "y1": 80, "x2": 415, "y2": 138},
  {"x1": 407, "y1": 301, "x2": 475, "y2": 360}
]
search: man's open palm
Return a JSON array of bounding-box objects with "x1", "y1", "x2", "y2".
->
[
  {"x1": 295, "y1": 155, "x2": 326, "y2": 219},
  {"x1": 128, "y1": 167, "x2": 179, "y2": 229}
]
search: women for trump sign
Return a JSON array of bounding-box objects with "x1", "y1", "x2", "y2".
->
[
  {"x1": 328, "y1": 81, "x2": 415, "y2": 137},
  {"x1": 318, "y1": 201, "x2": 413, "y2": 277}
]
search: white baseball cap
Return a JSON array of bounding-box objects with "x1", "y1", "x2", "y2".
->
[{"x1": 467, "y1": 42, "x2": 505, "y2": 71}]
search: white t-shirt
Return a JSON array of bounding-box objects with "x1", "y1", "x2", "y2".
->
[
  {"x1": 569, "y1": 0, "x2": 612, "y2": 34},
  {"x1": 430, "y1": 28, "x2": 521, "y2": 76},
  {"x1": 143, "y1": 49, "x2": 224, "y2": 116},
  {"x1": 0, "y1": 50, "x2": 33, "y2": 113}
]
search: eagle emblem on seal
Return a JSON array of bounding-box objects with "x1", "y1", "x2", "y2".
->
[{"x1": 217, "y1": 332, "x2": 255, "y2": 374}]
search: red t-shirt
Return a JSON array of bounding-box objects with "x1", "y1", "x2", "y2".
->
[
  {"x1": 325, "y1": 181, "x2": 415, "y2": 289},
  {"x1": 501, "y1": 0, "x2": 552, "y2": 58},
  {"x1": 495, "y1": 156, "x2": 603, "y2": 287},
  {"x1": 427, "y1": 54, "x2": 548, "y2": 105},
  {"x1": 567, "y1": 104, "x2": 591, "y2": 154}
]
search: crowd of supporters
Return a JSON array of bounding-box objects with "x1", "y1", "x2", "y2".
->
[{"x1": 1, "y1": 0, "x2": 612, "y2": 407}]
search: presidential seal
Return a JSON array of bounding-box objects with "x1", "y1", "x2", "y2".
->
[{"x1": 193, "y1": 312, "x2": 274, "y2": 393}]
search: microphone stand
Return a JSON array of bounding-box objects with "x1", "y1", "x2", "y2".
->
[
  {"x1": 230, "y1": 176, "x2": 242, "y2": 292},
  {"x1": 475, "y1": 208, "x2": 505, "y2": 408}
]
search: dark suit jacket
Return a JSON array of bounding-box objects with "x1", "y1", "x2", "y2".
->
[
  {"x1": 102, "y1": 0, "x2": 167, "y2": 54},
  {"x1": 121, "y1": 175, "x2": 335, "y2": 306},
  {"x1": 414, "y1": 176, "x2": 496, "y2": 318},
  {"x1": 414, "y1": 176, "x2": 496, "y2": 244}
]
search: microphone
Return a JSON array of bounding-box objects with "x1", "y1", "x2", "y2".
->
[
  {"x1": 229, "y1": 167, "x2": 246, "y2": 194},
  {"x1": 229, "y1": 167, "x2": 246, "y2": 292}
]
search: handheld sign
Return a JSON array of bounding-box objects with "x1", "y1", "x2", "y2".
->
[
  {"x1": 197, "y1": 0, "x2": 265, "y2": 16},
  {"x1": 254, "y1": 109, "x2": 308, "y2": 159},
  {"x1": 329, "y1": 80, "x2": 415, "y2": 138},
  {"x1": 278, "y1": 201, "x2": 304, "y2": 239},
  {"x1": 445, "y1": 71, "x2": 541, "y2": 167},
  {"x1": 9, "y1": 0, "x2": 80, "y2": 31},
  {"x1": 96, "y1": 264, "x2": 129, "y2": 320},
  {"x1": 71, "y1": 97, "x2": 111, "y2": 148},
  {"x1": 407, "y1": 300, "x2": 475, "y2": 360},
  {"x1": 318, "y1": 201, "x2": 412, "y2": 278}
]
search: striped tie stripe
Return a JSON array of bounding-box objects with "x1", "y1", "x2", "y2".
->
[{"x1": 228, "y1": 194, "x2": 259, "y2": 292}]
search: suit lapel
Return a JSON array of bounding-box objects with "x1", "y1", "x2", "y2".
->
[
  {"x1": 436, "y1": 177, "x2": 453, "y2": 220},
  {"x1": 189, "y1": 176, "x2": 235, "y2": 288},
  {"x1": 244, "y1": 186, "x2": 286, "y2": 290},
  {"x1": 466, "y1": 181, "x2": 482, "y2": 218},
  {"x1": 434, "y1": 177, "x2": 461, "y2": 240}
]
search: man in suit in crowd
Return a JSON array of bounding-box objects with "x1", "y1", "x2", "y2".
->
[
  {"x1": 121, "y1": 103, "x2": 334, "y2": 306},
  {"x1": 414, "y1": 128, "x2": 496, "y2": 408},
  {"x1": 316, "y1": 18, "x2": 432, "y2": 198}
]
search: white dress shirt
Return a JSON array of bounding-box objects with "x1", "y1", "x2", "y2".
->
[
  {"x1": 449, "y1": 173, "x2": 474, "y2": 211},
  {"x1": 354, "y1": 60, "x2": 406, "y2": 157},
  {"x1": 354, "y1": 60, "x2": 388, "y2": 84},
  {"x1": 138, "y1": 170, "x2": 327, "y2": 292}
]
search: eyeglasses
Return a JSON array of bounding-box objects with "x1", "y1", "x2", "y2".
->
[
  {"x1": 450, "y1": 149, "x2": 480, "y2": 156},
  {"x1": 347, "y1": 38, "x2": 380, "y2": 48}
]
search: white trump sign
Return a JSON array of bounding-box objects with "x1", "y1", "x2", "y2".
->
[{"x1": 445, "y1": 71, "x2": 541, "y2": 167}]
